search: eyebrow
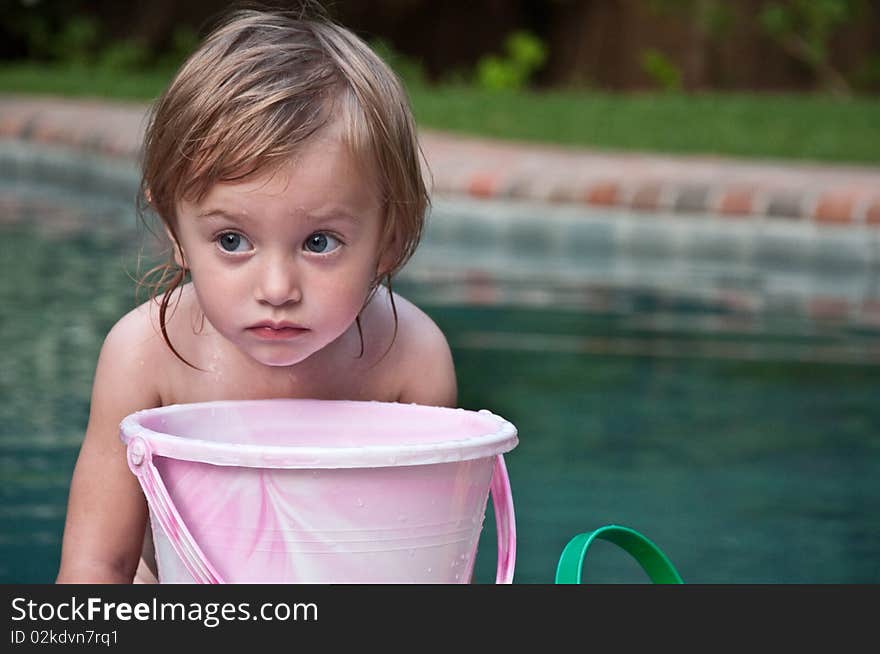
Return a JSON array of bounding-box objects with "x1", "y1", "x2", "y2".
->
[
  {"x1": 196, "y1": 208, "x2": 361, "y2": 223},
  {"x1": 196, "y1": 209, "x2": 247, "y2": 221}
]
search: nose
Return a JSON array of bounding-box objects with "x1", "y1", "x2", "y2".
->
[{"x1": 255, "y1": 255, "x2": 302, "y2": 306}]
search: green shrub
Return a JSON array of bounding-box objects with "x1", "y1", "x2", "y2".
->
[
  {"x1": 476, "y1": 31, "x2": 547, "y2": 91},
  {"x1": 640, "y1": 49, "x2": 682, "y2": 92},
  {"x1": 758, "y1": 0, "x2": 865, "y2": 95},
  {"x1": 50, "y1": 15, "x2": 100, "y2": 65}
]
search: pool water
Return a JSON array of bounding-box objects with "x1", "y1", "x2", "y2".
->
[{"x1": 1, "y1": 188, "x2": 878, "y2": 584}]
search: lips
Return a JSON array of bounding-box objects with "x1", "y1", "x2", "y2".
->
[{"x1": 247, "y1": 321, "x2": 309, "y2": 340}]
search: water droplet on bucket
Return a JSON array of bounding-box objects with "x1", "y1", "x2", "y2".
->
[
  {"x1": 408, "y1": 549, "x2": 416, "y2": 558},
  {"x1": 356, "y1": 498, "x2": 364, "y2": 508},
  {"x1": 398, "y1": 514, "x2": 408, "y2": 522},
  {"x1": 427, "y1": 567, "x2": 432, "y2": 573}
]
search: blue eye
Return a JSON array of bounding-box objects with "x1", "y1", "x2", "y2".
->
[
  {"x1": 304, "y1": 232, "x2": 341, "y2": 254},
  {"x1": 217, "y1": 232, "x2": 252, "y2": 253}
]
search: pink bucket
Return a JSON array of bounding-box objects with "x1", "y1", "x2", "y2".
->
[{"x1": 119, "y1": 399, "x2": 518, "y2": 584}]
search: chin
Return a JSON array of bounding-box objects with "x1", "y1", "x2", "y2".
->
[{"x1": 254, "y1": 352, "x2": 314, "y2": 367}]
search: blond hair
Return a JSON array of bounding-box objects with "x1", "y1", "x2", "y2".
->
[{"x1": 139, "y1": 8, "x2": 429, "y2": 365}]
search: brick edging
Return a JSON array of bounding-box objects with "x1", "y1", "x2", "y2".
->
[
  {"x1": 3, "y1": 95, "x2": 879, "y2": 227},
  {"x1": 418, "y1": 131, "x2": 880, "y2": 227}
]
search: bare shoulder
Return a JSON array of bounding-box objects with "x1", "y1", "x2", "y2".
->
[
  {"x1": 100, "y1": 284, "x2": 197, "y2": 382},
  {"x1": 365, "y1": 288, "x2": 457, "y2": 407},
  {"x1": 104, "y1": 299, "x2": 161, "y2": 353},
  {"x1": 103, "y1": 291, "x2": 174, "y2": 363},
  {"x1": 93, "y1": 299, "x2": 165, "y2": 407},
  {"x1": 389, "y1": 292, "x2": 448, "y2": 354}
]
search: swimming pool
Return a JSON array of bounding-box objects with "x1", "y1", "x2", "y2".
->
[{"x1": 1, "y1": 144, "x2": 878, "y2": 583}]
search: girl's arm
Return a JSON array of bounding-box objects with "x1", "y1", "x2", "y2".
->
[{"x1": 56, "y1": 313, "x2": 161, "y2": 583}]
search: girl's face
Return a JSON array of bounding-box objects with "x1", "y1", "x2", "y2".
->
[{"x1": 173, "y1": 125, "x2": 392, "y2": 367}]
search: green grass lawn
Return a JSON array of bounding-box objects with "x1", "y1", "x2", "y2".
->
[
  {"x1": 410, "y1": 86, "x2": 880, "y2": 165},
  {"x1": 2, "y1": 63, "x2": 878, "y2": 165}
]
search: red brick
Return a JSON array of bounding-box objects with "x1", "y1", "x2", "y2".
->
[
  {"x1": 584, "y1": 182, "x2": 619, "y2": 206},
  {"x1": 866, "y1": 200, "x2": 880, "y2": 226},
  {"x1": 467, "y1": 172, "x2": 499, "y2": 198},
  {"x1": 718, "y1": 189, "x2": 754, "y2": 216},
  {"x1": 0, "y1": 113, "x2": 29, "y2": 137},
  {"x1": 813, "y1": 193, "x2": 855, "y2": 225}
]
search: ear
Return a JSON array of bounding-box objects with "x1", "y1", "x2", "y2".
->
[{"x1": 164, "y1": 225, "x2": 187, "y2": 269}]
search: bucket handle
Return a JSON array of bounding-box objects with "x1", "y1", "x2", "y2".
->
[
  {"x1": 127, "y1": 437, "x2": 516, "y2": 585},
  {"x1": 126, "y1": 436, "x2": 226, "y2": 584},
  {"x1": 491, "y1": 454, "x2": 516, "y2": 584},
  {"x1": 554, "y1": 525, "x2": 683, "y2": 584}
]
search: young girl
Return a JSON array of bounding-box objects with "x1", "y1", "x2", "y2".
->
[{"x1": 56, "y1": 8, "x2": 457, "y2": 583}]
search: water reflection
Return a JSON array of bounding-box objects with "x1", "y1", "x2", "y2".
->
[{"x1": 1, "y1": 186, "x2": 878, "y2": 584}]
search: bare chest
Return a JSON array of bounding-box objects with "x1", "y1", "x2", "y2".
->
[{"x1": 156, "y1": 340, "x2": 400, "y2": 406}]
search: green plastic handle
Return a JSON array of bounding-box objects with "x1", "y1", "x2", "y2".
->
[{"x1": 555, "y1": 525, "x2": 684, "y2": 584}]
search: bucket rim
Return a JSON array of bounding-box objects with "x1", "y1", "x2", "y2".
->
[{"x1": 119, "y1": 399, "x2": 518, "y2": 469}]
